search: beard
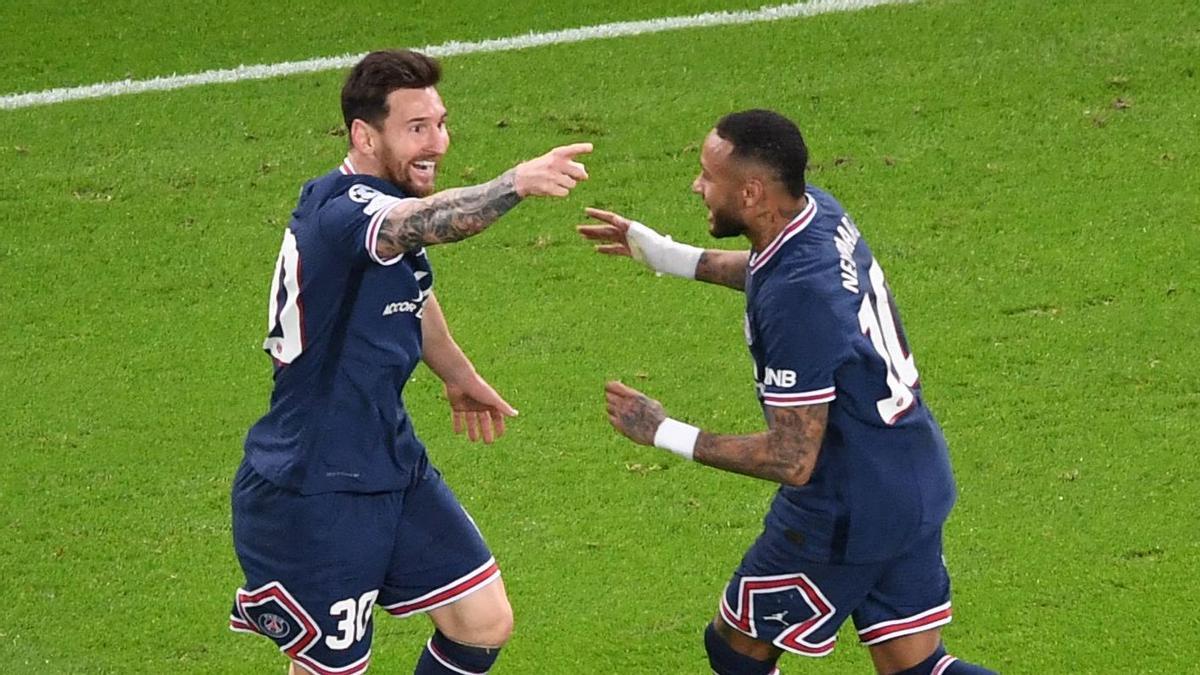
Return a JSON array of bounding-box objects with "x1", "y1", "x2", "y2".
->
[
  {"x1": 377, "y1": 145, "x2": 436, "y2": 197},
  {"x1": 709, "y1": 207, "x2": 748, "y2": 239}
]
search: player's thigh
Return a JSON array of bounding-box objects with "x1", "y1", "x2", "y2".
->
[
  {"x1": 718, "y1": 522, "x2": 883, "y2": 659},
  {"x1": 376, "y1": 464, "x2": 510, "y2": 645},
  {"x1": 230, "y1": 461, "x2": 398, "y2": 672},
  {"x1": 853, "y1": 527, "x2": 953, "y2": 671}
]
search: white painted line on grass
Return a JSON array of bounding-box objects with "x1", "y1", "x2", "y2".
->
[{"x1": 1, "y1": 0, "x2": 916, "y2": 110}]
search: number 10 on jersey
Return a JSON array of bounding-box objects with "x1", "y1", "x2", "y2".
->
[
  {"x1": 857, "y1": 260, "x2": 919, "y2": 424},
  {"x1": 264, "y1": 229, "x2": 304, "y2": 364}
]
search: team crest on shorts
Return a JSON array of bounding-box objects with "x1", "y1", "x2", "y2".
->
[{"x1": 258, "y1": 612, "x2": 290, "y2": 639}]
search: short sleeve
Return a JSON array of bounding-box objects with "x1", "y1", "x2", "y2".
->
[
  {"x1": 755, "y1": 282, "x2": 849, "y2": 408},
  {"x1": 317, "y1": 183, "x2": 412, "y2": 265}
]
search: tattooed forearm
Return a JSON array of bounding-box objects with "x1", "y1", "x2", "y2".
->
[
  {"x1": 695, "y1": 249, "x2": 750, "y2": 291},
  {"x1": 377, "y1": 170, "x2": 522, "y2": 257},
  {"x1": 693, "y1": 404, "x2": 828, "y2": 485}
]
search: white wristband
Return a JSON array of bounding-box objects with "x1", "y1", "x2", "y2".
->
[
  {"x1": 653, "y1": 418, "x2": 700, "y2": 461},
  {"x1": 626, "y1": 221, "x2": 704, "y2": 279}
]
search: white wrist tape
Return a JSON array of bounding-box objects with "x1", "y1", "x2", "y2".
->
[
  {"x1": 653, "y1": 418, "x2": 700, "y2": 461},
  {"x1": 626, "y1": 221, "x2": 704, "y2": 279}
]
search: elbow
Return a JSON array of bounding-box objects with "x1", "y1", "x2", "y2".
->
[{"x1": 777, "y1": 464, "x2": 813, "y2": 487}]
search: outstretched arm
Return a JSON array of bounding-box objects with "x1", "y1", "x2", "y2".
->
[
  {"x1": 695, "y1": 249, "x2": 750, "y2": 291},
  {"x1": 422, "y1": 292, "x2": 518, "y2": 443},
  {"x1": 377, "y1": 142, "x2": 592, "y2": 258},
  {"x1": 577, "y1": 208, "x2": 747, "y2": 291},
  {"x1": 603, "y1": 381, "x2": 826, "y2": 486},
  {"x1": 377, "y1": 171, "x2": 522, "y2": 256}
]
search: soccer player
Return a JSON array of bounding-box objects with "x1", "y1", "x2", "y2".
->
[
  {"x1": 229, "y1": 49, "x2": 591, "y2": 675},
  {"x1": 578, "y1": 110, "x2": 994, "y2": 675}
]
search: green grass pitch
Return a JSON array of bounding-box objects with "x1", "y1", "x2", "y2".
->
[{"x1": 1, "y1": 0, "x2": 1198, "y2": 672}]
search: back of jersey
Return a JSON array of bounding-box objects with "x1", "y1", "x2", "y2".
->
[
  {"x1": 746, "y1": 187, "x2": 956, "y2": 564},
  {"x1": 244, "y1": 166, "x2": 434, "y2": 495}
]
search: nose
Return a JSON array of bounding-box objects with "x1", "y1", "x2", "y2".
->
[
  {"x1": 430, "y1": 127, "x2": 450, "y2": 156},
  {"x1": 691, "y1": 176, "x2": 703, "y2": 194}
]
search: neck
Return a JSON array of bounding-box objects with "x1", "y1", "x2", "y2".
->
[
  {"x1": 746, "y1": 194, "x2": 809, "y2": 252},
  {"x1": 346, "y1": 148, "x2": 384, "y2": 179}
]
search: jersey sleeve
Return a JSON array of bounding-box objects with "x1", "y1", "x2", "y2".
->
[
  {"x1": 756, "y1": 280, "x2": 850, "y2": 408},
  {"x1": 316, "y1": 183, "x2": 413, "y2": 265}
]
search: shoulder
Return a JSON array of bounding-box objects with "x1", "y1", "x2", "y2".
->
[
  {"x1": 298, "y1": 175, "x2": 413, "y2": 243},
  {"x1": 293, "y1": 167, "x2": 407, "y2": 211},
  {"x1": 323, "y1": 175, "x2": 409, "y2": 214}
]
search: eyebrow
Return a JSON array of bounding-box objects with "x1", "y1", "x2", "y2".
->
[{"x1": 404, "y1": 110, "x2": 448, "y2": 124}]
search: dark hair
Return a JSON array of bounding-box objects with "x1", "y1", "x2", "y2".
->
[
  {"x1": 714, "y1": 109, "x2": 808, "y2": 198},
  {"x1": 341, "y1": 49, "x2": 441, "y2": 131}
]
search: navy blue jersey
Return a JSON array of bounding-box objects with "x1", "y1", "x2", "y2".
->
[
  {"x1": 745, "y1": 186, "x2": 956, "y2": 564},
  {"x1": 244, "y1": 157, "x2": 434, "y2": 495}
]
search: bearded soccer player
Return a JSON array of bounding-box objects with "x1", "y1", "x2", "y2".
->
[
  {"x1": 229, "y1": 49, "x2": 591, "y2": 675},
  {"x1": 579, "y1": 110, "x2": 994, "y2": 675}
]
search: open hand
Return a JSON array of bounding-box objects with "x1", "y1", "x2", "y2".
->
[
  {"x1": 577, "y1": 207, "x2": 636, "y2": 257},
  {"x1": 445, "y1": 375, "x2": 518, "y2": 444},
  {"x1": 604, "y1": 381, "x2": 666, "y2": 446}
]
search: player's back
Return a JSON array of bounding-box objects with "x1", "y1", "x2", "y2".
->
[
  {"x1": 745, "y1": 186, "x2": 956, "y2": 564},
  {"x1": 244, "y1": 163, "x2": 434, "y2": 495}
]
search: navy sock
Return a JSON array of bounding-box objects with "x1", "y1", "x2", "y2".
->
[
  {"x1": 893, "y1": 643, "x2": 996, "y2": 675},
  {"x1": 704, "y1": 622, "x2": 778, "y2": 675},
  {"x1": 414, "y1": 630, "x2": 501, "y2": 674}
]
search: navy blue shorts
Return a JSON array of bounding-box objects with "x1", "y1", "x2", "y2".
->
[
  {"x1": 719, "y1": 523, "x2": 951, "y2": 657},
  {"x1": 229, "y1": 458, "x2": 497, "y2": 674}
]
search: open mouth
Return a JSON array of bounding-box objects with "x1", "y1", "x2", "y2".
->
[{"x1": 410, "y1": 160, "x2": 437, "y2": 180}]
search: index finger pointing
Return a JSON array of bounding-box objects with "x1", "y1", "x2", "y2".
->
[{"x1": 553, "y1": 142, "x2": 594, "y2": 158}]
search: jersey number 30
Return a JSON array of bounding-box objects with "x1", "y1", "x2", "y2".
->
[
  {"x1": 857, "y1": 260, "x2": 919, "y2": 424},
  {"x1": 263, "y1": 229, "x2": 304, "y2": 364}
]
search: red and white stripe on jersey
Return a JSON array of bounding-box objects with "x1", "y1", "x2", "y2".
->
[
  {"x1": 748, "y1": 195, "x2": 818, "y2": 274},
  {"x1": 719, "y1": 572, "x2": 837, "y2": 657},
  {"x1": 339, "y1": 156, "x2": 411, "y2": 266},
  {"x1": 232, "y1": 581, "x2": 372, "y2": 675},
  {"x1": 762, "y1": 386, "x2": 836, "y2": 408},
  {"x1": 293, "y1": 651, "x2": 371, "y2": 675},
  {"x1": 364, "y1": 197, "x2": 406, "y2": 265},
  {"x1": 229, "y1": 613, "x2": 256, "y2": 634},
  {"x1": 426, "y1": 637, "x2": 490, "y2": 675},
  {"x1": 856, "y1": 601, "x2": 952, "y2": 645},
  {"x1": 932, "y1": 654, "x2": 959, "y2": 675},
  {"x1": 382, "y1": 558, "x2": 501, "y2": 618}
]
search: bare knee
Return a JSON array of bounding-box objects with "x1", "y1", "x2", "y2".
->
[
  {"x1": 429, "y1": 580, "x2": 514, "y2": 647},
  {"x1": 712, "y1": 614, "x2": 781, "y2": 662},
  {"x1": 868, "y1": 629, "x2": 942, "y2": 674}
]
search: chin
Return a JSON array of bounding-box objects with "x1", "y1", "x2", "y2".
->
[
  {"x1": 392, "y1": 176, "x2": 435, "y2": 197},
  {"x1": 709, "y1": 219, "x2": 744, "y2": 239}
]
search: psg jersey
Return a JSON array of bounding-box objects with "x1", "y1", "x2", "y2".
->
[
  {"x1": 243, "y1": 158, "x2": 434, "y2": 494},
  {"x1": 745, "y1": 186, "x2": 957, "y2": 564}
]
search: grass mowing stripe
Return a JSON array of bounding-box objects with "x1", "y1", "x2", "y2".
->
[{"x1": 0, "y1": 0, "x2": 916, "y2": 110}]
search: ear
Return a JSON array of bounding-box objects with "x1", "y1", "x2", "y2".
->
[
  {"x1": 741, "y1": 177, "x2": 765, "y2": 209},
  {"x1": 349, "y1": 118, "x2": 376, "y2": 155}
]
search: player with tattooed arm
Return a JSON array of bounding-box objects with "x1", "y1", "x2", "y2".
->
[
  {"x1": 230, "y1": 49, "x2": 590, "y2": 675},
  {"x1": 578, "y1": 110, "x2": 993, "y2": 675}
]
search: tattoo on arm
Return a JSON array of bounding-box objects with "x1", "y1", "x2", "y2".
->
[
  {"x1": 693, "y1": 404, "x2": 827, "y2": 485},
  {"x1": 376, "y1": 170, "x2": 521, "y2": 257},
  {"x1": 620, "y1": 392, "x2": 667, "y2": 445},
  {"x1": 695, "y1": 249, "x2": 750, "y2": 291}
]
